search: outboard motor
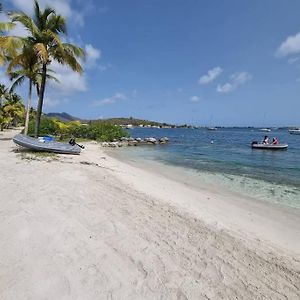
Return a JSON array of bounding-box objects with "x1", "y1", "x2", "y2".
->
[
  {"x1": 69, "y1": 138, "x2": 85, "y2": 149},
  {"x1": 252, "y1": 141, "x2": 258, "y2": 146},
  {"x1": 69, "y1": 138, "x2": 76, "y2": 146}
]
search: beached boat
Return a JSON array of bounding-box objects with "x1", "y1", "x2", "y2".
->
[
  {"x1": 289, "y1": 129, "x2": 300, "y2": 135},
  {"x1": 251, "y1": 142, "x2": 288, "y2": 150},
  {"x1": 13, "y1": 134, "x2": 82, "y2": 154}
]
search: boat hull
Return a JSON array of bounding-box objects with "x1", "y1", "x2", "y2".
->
[
  {"x1": 259, "y1": 128, "x2": 271, "y2": 132},
  {"x1": 289, "y1": 130, "x2": 300, "y2": 135},
  {"x1": 251, "y1": 143, "x2": 288, "y2": 150},
  {"x1": 13, "y1": 134, "x2": 81, "y2": 154}
]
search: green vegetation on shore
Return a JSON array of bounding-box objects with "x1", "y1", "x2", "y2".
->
[
  {"x1": 0, "y1": 84, "x2": 25, "y2": 130},
  {"x1": 27, "y1": 117, "x2": 129, "y2": 142}
]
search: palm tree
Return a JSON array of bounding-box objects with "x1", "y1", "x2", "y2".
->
[
  {"x1": 0, "y1": 88, "x2": 24, "y2": 130},
  {"x1": 0, "y1": 83, "x2": 8, "y2": 107},
  {"x1": 7, "y1": 43, "x2": 58, "y2": 135},
  {"x1": 10, "y1": 0, "x2": 85, "y2": 137},
  {"x1": 0, "y1": 3, "x2": 20, "y2": 65},
  {"x1": 2, "y1": 93, "x2": 24, "y2": 127}
]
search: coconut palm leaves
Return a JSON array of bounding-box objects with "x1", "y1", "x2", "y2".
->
[
  {"x1": 9, "y1": 0, "x2": 85, "y2": 137},
  {"x1": 0, "y1": 3, "x2": 21, "y2": 65}
]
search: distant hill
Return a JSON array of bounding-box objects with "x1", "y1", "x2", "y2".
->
[
  {"x1": 90, "y1": 117, "x2": 172, "y2": 127},
  {"x1": 45, "y1": 112, "x2": 81, "y2": 122},
  {"x1": 46, "y1": 113, "x2": 173, "y2": 127}
]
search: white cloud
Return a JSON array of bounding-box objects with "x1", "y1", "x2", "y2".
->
[
  {"x1": 10, "y1": 0, "x2": 71, "y2": 16},
  {"x1": 92, "y1": 93, "x2": 127, "y2": 106},
  {"x1": 49, "y1": 61, "x2": 87, "y2": 95},
  {"x1": 217, "y1": 72, "x2": 252, "y2": 93},
  {"x1": 198, "y1": 67, "x2": 223, "y2": 85},
  {"x1": 85, "y1": 44, "x2": 101, "y2": 68},
  {"x1": 9, "y1": 0, "x2": 84, "y2": 27},
  {"x1": 43, "y1": 97, "x2": 69, "y2": 108},
  {"x1": 98, "y1": 63, "x2": 112, "y2": 72},
  {"x1": 46, "y1": 43, "x2": 101, "y2": 95},
  {"x1": 287, "y1": 57, "x2": 299, "y2": 64},
  {"x1": 8, "y1": 23, "x2": 28, "y2": 37},
  {"x1": 276, "y1": 32, "x2": 300, "y2": 57},
  {"x1": 0, "y1": 12, "x2": 28, "y2": 37},
  {"x1": 189, "y1": 96, "x2": 200, "y2": 102}
]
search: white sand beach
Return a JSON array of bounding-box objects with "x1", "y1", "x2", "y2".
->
[{"x1": 0, "y1": 129, "x2": 299, "y2": 299}]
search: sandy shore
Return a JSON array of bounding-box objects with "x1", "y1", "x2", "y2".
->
[{"x1": 0, "y1": 129, "x2": 299, "y2": 299}]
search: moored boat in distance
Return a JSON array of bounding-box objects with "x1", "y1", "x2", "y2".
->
[
  {"x1": 259, "y1": 128, "x2": 271, "y2": 132},
  {"x1": 207, "y1": 127, "x2": 218, "y2": 131},
  {"x1": 251, "y1": 141, "x2": 288, "y2": 150},
  {"x1": 289, "y1": 129, "x2": 300, "y2": 135},
  {"x1": 13, "y1": 134, "x2": 82, "y2": 154}
]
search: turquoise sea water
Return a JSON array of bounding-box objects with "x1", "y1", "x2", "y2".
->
[{"x1": 117, "y1": 128, "x2": 300, "y2": 209}]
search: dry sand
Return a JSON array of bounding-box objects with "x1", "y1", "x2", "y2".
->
[{"x1": 0, "y1": 129, "x2": 299, "y2": 299}]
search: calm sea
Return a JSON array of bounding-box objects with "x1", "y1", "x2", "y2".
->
[{"x1": 117, "y1": 127, "x2": 300, "y2": 209}]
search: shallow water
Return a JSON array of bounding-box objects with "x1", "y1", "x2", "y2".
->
[{"x1": 117, "y1": 128, "x2": 300, "y2": 209}]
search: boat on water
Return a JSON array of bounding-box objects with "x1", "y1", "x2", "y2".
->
[
  {"x1": 207, "y1": 127, "x2": 218, "y2": 131},
  {"x1": 289, "y1": 129, "x2": 300, "y2": 135},
  {"x1": 251, "y1": 141, "x2": 288, "y2": 150},
  {"x1": 13, "y1": 134, "x2": 82, "y2": 154},
  {"x1": 259, "y1": 128, "x2": 271, "y2": 132}
]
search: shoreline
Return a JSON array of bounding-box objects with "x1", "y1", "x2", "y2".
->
[
  {"x1": 0, "y1": 129, "x2": 299, "y2": 299},
  {"x1": 106, "y1": 147, "x2": 300, "y2": 255},
  {"x1": 108, "y1": 145, "x2": 300, "y2": 209}
]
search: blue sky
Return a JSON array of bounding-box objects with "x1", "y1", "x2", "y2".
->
[{"x1": 2, "y1": 0, "x2": 300, "y2": 126}]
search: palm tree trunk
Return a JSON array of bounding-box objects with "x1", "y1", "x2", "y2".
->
[
  {"x1": 34, "y1": 63, "x2": 47, "y2": 137},
  {"x1": 24, "y1": 78, "x2": 32, "y2": 135}
]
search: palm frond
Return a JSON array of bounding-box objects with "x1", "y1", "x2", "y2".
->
[
  {"x1": 61, "y1": 48, "x2": 83, "y2": 73},
  {"x1": 46, "y1": 73, "x2": 59, "y2": 83},
  {"x1": 33, "y1": 42, "x2": 48, "y2": 63},
  {"x1": 45, "y1": 29, "x2": 64, "y2": 49},
  {"x1": 0, "y1": 22, "x2": 15, "y2": 32},
  {"x1": 9, "y1": 13, "x2": 40, "y2": 37},
  {"x1": 47, "y1": 14, "x2": 66, "y2": 34},
  {"x1": 9, "y1": 76, "x2": 25, "y2": 92},
  {"x1": 7, "y1": 53, "x2": 26, "y2": 73},
  {"x1": 63, "y1": 43, "x2": 85, "y2": 59},
  {"x1": 9, "y1": 69, "x2": 27, "y2": 79},
  {"x1": 0, "y1": 36, "x2": 22, "y2": 62}
]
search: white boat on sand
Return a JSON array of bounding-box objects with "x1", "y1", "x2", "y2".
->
[{"x1": 13, "y1": 134, "x2": 82, "y2": 154}]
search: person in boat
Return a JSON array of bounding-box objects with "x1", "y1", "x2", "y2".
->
[
  {"x1": 262, "y1": 135, "x2": 269, "y2": 144},
  {"x1": 272, "y1": 137, "x2": 279, "y2": 145}
]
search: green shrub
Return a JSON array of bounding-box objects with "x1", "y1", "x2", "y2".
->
[
  {"x1": 28, "y1": 118, "x2": 59, "y2": 136},
  {"x1": 28, "y1": 117, "x2": 129, "y2": 141}
]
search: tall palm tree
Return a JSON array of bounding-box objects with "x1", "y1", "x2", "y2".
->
[
  {"x1": 7, "y1": 43, "x2": 58, "y2": 135},
  {"x1": 10, "y1": 0, "x2": 85, "y2": 137}
]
